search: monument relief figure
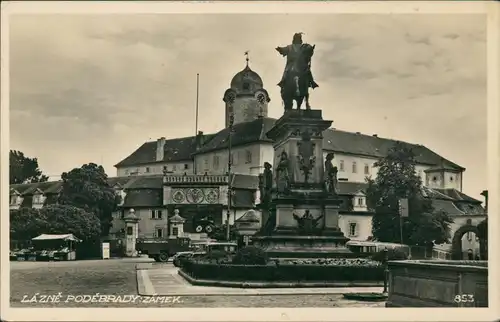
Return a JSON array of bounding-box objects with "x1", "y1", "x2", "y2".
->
[
  {"x1": 293, "y1": 209, "x2": 323, "y2": 235},
  {"x1": 325, "y1": 153, "x2": 339, "y2": 195},
  {"x1": 296, "y1": 130, "x2": 316, "y2": 183},
  {"x1": 276, "y1": 152, "x2": 291, "y2": 194},
  {"x1": 276, "y1": 32, "x2": 318, "y2": 111},
  {"x1": 261, "y1": 162, "x2": 273, "y2": 203}
]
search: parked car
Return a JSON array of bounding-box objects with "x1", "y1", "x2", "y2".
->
[{"x1": 172, "y1": 241, "x2": 238, "y2": 267}]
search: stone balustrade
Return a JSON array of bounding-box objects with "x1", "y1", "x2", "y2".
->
[{"x1": 163, "y1": 175, "x2": 229, "y2": 184}]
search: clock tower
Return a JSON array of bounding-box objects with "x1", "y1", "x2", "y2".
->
[{"x1": 223, "y1": 54, "x2": 271, "y2": 127}]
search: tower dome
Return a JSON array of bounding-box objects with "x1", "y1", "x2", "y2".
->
[
  {"x1": 230, "y1": 65, "x2": 264, "y2": 94},
  {"x1": 223, "y1": 53, "x2": 271, "y2": 128}
]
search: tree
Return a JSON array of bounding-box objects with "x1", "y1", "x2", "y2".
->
[
  {"x1": 59, "y1": 163, "x2": 119, "y2": 237},
  {"x1": 10, "y1": 205, "x2": 100, "y2": 241},
  {"x1": 10, "y1": 150, "x2": 49, "y2": 184},
  {"x1": 366, "y1": 142, "x2": 453, "y2": 247}
]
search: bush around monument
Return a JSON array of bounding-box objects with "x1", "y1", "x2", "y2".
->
[
  {"x1": 182, "y1": 258, "x2": 384, "y2": 282},
  {"x1": 232, "y1": 246, "x2": 268, "y2": 265}
]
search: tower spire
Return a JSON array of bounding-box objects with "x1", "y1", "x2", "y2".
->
[{"x1": 244, "y1": 50, "x2": 250, "y2": 67}]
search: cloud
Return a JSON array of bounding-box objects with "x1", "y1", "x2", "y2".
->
[{"x1": 8, "y1": 13, "x2": 487, "y2": 198}]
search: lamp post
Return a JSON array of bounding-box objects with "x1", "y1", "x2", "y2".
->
[
  {"x1": 383, "y1": 248, "x2": 389, "y2": 294},
  {"x1": 226, "y1": 112, "x2": 235, "y2": 241}
]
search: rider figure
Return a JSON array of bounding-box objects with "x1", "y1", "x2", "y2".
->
[{"x1": 276, "y1": 33, "x2": 319, "y2": 89}]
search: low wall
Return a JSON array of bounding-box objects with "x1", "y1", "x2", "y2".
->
[{"x1": 386, "y1": 260, "x2": 488, "y2": 307}]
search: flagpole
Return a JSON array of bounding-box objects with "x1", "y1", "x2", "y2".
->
[{"x1": 195, "y1": 73, "x2": 200, "y2": 136}]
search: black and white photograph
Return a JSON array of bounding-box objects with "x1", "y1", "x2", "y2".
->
[{"x1": 1, "y1": 1, "x2": 498, "y2": 321}]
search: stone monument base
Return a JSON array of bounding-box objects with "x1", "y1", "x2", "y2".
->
[{"x1": 252, "y1": 235, "x2": 355, "y2": 259}]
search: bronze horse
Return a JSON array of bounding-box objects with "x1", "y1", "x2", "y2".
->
[{"x1": 280, "y1": 44, "x2": 316, "y2": 111}]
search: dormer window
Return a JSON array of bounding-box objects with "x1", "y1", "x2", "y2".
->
[
  {"x1": 10, "y1": 194, "x2": 18, "y2": 205},
  {"x1": 33, "y1": 194, "x2": 43, "y2": 204},
  {"x1": 357, "y1": 197, "x2": 364, "y2": 206}
]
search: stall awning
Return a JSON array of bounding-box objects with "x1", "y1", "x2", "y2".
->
[{"x1": 32, "y1": 234, "x2": 81, "y2": 242}]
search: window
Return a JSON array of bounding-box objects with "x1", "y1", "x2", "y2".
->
[
  {"x1": 151, "y1": 210, "x2": 163, "y2": 220},
  {"x1": 125, "y1": 169, "x2": 129, "y2": 175},
  {"x1": 242, "y1": 82, "x2": 250, "y2": 90},
  {"x1": 155, "y1": 228, "x2": 163, "y2": 238},
  {"x1": 213, "y1": 155, "x2": 220, "y2": 168},
  {"x1": 432, "y1": 176, "x2": 437, "y2": 182},
  {"x1": 184, "y1": 164, "x2": 189, "y2": 170},
  {"x1": 173, "y1": 164, "x2": 177, "y2": 171},
  {"x1": 450, "y1": 176, "x2": 454, "y2": 182},
  {"x1": 172, "y1": 227, "x2": 179, "y2": 236},
  {"x1": 145, "y1": 167, "x2": 150, "y2": 173},
  {"x1": 352, "y1": 162, "x2": 357, "y2": 173},
  {"x1": 339, "y1": 160, "x2": 345, "y2": 172},
  {"x1": 33, "y1": 194, "x2": 43, "y2": 204},
  {"x1": 204, "y1": 157, "x2": 209, "y2": 168},
  {"x1": 357, "y1": 197, "x2": 364, "y2": 206},
  {"x1": 348, "y1": 222, "x2": 357, "y2": 237},
  {"x1": 466, "y1": 232, "x2": 473, "y2": 241},
  {"x1": 10, "y1": 195, "x2": 18, "y2": 205},
  {"x1": 364, "y1": 164, "x2": 369, "y2": 175},
  {"x1": 245, "y1": 150, "x2": 252, "y2": 164},
  {"x1": 127, "y1": 227, "x2": 133, "y2": 236}
]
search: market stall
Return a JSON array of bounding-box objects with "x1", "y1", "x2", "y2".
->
[{"x1": 31, "y1": 234, "x2": 81, "y2": 261}]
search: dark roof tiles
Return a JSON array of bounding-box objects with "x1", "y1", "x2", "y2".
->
[{"x1": 114, "y1": 117, "x2": 464, "y2": 172}]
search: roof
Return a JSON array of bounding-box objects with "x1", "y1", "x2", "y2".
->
[
  {"x1": 236, "y1": 209, "x2": 260, "y2": 222},
  {"x1": 230, "y1": 64, "x2": 264, "y2": 91},
  {"x1": 431, "y1": 199, "x2": 465, "y2": 216},
  {"x1": 337, "y1": 182, "x2": 368, "y2": 195},
  {"x1": 169, "y1": 214, "x2": 186, "y2": 223},
  {"x1": 232, "y1": 174, "x2": 260, "y2": 190},
  {"x1": 114, "y1": 117, "x2": 465, "y2": 172},
  {"x1": 194, "y1": 117, "x2": 275, "y2": 154},
  {"x1": 122, "y1": 189, "x2": 162, "y2": 208},
  {"x1": 434, "y1": 188, "x2": 482, "y2": 204},
  {"x1": 114, "y1": 134, "x2": 216, "y2": 167},
  {"x1": 322, "y1": 129, "x2": 464, "y2": 171},
  {"x1": 32, "y1": 234, "x2": 81, "y2": 242}
]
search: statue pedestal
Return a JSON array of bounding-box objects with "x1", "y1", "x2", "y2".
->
[{"x1": 253, "y1": 109, "x2": 353, "y2": 259}]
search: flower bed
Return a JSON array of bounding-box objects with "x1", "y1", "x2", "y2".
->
[{"x1": 181, "y1": 258, "x2": 384, "y2": 282}]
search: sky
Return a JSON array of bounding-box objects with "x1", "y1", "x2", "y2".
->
[{"x1": 9, "y1": 13, "x2": 487, "y2": 200}]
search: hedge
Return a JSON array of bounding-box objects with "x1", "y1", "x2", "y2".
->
[{"x1": 181, "y1": 261, "x2": 384, "y2": 282}]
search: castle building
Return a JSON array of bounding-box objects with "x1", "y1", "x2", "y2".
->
[{"x1": 9, "y1": 58, "x2": 486, "y2": 258}]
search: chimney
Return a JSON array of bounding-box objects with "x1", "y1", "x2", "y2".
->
[
  {"x1": 373, "y1": 134, "x2": 378, "y2": 138},
  {"x1": 480, "y1": 190, "x2": 488, "y2": 213},
  {"x1": 355, "y1": 132, "x2": 361, "y2": 135},
  {"x1": 196, "y1": 131, "x2": 205, "y2": 148},
  {"x1": 156, "y1": 137, "x2": 166, "y2": 161}
]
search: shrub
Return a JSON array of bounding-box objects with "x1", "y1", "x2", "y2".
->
[
  {"x1": 232, "y1": 246, "x2": 268, "y2": 265},
  {"x1": 181, "y1": 261, "x2": 384, "y2": 282},
  {"x1": 371, "y1": 248, "x2": 408, "y2": 263}
]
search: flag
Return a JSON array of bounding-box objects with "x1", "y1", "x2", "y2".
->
[{"x1": 399, "y1": 198, "x2": 409, "y2": 217}]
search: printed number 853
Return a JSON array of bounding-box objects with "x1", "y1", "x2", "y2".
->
[{"x1": 454, "y1": 294, "x2": 474, "y2": 303}]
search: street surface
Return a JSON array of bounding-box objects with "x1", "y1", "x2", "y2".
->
[{"x1": 10, "y1": 258, "x2": 385, "y2": 307}]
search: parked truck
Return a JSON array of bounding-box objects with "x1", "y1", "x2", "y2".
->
[{"x1": 135, "y1": 237, "x2": 191, "y2": 262}]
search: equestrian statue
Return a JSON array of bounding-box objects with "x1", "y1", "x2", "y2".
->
[{"x1": 276, "y1": 32, "x2": 318, "y2": 111}]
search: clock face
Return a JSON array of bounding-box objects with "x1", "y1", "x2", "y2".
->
[
  {"x1": 256, "y1": 93, "x2": 266, "y2": 104},
  {"x1": 225, "y1": 92, "x2": 236, "y2": 103}
]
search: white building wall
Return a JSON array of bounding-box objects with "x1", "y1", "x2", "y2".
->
[{"x1": 116, "y1": 161, "x2": 194, "y2": 177}]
